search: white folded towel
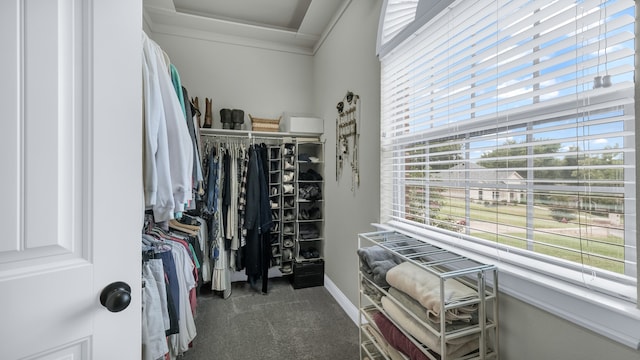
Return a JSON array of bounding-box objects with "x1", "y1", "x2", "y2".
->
[{"x1": 386, "y1": 261, "x2": 477, "y2": 322}]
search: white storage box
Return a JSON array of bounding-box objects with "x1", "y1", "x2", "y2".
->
[{"x1": 281, "y1": 113, "x2": 324, "y2": 134}]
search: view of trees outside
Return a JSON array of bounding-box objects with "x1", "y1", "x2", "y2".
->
[
  {"x1": 386, "y1": 0, "x2": 635, "y2": 277},
  {"x1": 403, "y1": 132, "x2": 626, "y2": 274}
]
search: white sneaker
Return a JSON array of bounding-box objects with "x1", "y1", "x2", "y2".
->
[{"x1": 283, "y1": 172, "x2": 294, "y2": 182}]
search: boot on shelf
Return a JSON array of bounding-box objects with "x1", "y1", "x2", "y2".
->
[
  {"x1": 204, "y1": 98, "x2": 213, "y2": 128},
  {"x1": 191, "y1": 97, "x2": 202, "y2": 127},
  {"x1": 220, "y1": 108, "x2": 232, "y2": 129},
  {"x1": 231, "y1": 109, "x2": 245, "y2": 130}
]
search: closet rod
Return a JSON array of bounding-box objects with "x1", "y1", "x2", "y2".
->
[
  {"x1": 200, "y1": 128, "x2": 320, "y2": 142},
  {"x1": 201, "y1": 133, "x2": 281, "y2": 141}
]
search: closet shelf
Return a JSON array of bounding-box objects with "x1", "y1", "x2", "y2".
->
[
  {"x1": 360, "y1": 275, "x2": 496, "y2": 340},
  {"x1": 200, "y1": 128, "x2": 321, "y2": 140},
  {"x1": 359, "y1": 231, "x2": 496, "y2": 279},
  {"x1": 297, "y1": 237, "x2": 323, "y2": 242}
]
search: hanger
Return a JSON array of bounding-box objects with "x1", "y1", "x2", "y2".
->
[{"x1": 169, "y1": 219, "x2": 199, "y2": 236}]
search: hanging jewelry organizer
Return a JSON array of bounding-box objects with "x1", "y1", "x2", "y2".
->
[{"x1": 336, "y1": 91, "x2": 360, "y2": 191}]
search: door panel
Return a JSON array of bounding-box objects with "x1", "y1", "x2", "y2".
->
[
  {"x1": 0, "y1": 0, "x2": 142, "y2": 358},
  {"x1": 0, "y1": 0, "x2": 20, "y2": 254},
  {"x1": 24, "y1": 339, "x2": 89, "y2": 360}
]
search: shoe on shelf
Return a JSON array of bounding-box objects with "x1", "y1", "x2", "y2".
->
[
  {"x1": 283, "y1": 171, "x2": 294, "y2": 182},
  {"x1": 283, "y1": 211, "x2": 294, "y2": 221},
  {"x1": 300, "y1": 247, "x2": 320, "y2": 259},
  {"x1": 284, "y1": 198, "x2": 295, "y2": 208}
]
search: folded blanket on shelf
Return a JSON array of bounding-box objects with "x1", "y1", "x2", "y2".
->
[
  {"x1": 388, "y1": 287, "x2": 478, "y2": 331},
  {"x1": 357, "y1": 247, "x2": 402, "y2": 287},
  {"x1": 362, "y1": 323, "x2": 409, "y2": 360},
  {"x1": 386, "y1": 261, "x2": 477, "y2": 323},
  {"x1": 299, "y1": 223, "x2": 320, "y2": 239},
  {"x1": 373, "y1": 311, "x2": 430, "y2": 360},
  {"x1": 361, "y1": 277, "x2": 383, "y2": 303},
  {"x1": 382, "y1": 296, "x2": 480, "y2": 358}
]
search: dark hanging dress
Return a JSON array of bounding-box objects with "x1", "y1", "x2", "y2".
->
[{"x1": 243, "y1": 145, "x2": 273, "y2": 292}]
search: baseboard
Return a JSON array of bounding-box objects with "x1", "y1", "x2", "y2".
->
[{"x1": 324, "y1": 274, "x2": 359, "y2": 326}]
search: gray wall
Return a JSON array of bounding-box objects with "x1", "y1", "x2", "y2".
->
[
  {"x1": 312, "y1": 0, "x2": 382, "y2": 311},
  {"x1": 148, "y1": 1, "x2": 639, "y2": 358},
  {"x1": 313, "y1": 1, "x2": 639, "y2": 359},
  {"x1": 499, "y1": 293, "x2": 639, "y2": 359},
  {"x1": 149, "y1": 33, "x2": 314, "y2": 128}
]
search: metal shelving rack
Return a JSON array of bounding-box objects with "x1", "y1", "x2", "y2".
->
[
  {"x1": 280, "y1": 141, "x2": 297, "y2": 274},
  {"x1": 358, "y1": 230, "x2": 499, "y2": 360},
  {"x1": 294, "y1": 140, "x2": 324, "y2": 263},
  {"x1": 268, "y1": 144, "x2": 282, "y2": 268}
]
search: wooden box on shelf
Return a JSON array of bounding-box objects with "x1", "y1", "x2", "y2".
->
[{"x1": 249, "y1": 114, "x2": 281, "y2": 132}]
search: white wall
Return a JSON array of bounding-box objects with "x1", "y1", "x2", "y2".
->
[
  {"x1": 149, "y1": 33, "x2": 314, "y2": 128},
  {"x1": 312, "y1": 0, "x2": 382, "y2": 308}
]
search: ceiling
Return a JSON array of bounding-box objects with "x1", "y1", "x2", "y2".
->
[{"x1": 143, "y1": 0, "x2": 349, "y2": 54}]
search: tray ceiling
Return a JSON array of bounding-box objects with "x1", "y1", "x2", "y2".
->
[{"x1": 144, "y1": 0, "x2": 348, "y2": 54}]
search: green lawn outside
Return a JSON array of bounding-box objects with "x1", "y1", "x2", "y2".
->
[
  {"x1": 440, "y1": 197, "x2": 613, "y2": 230},
  {"x1": 437, "y1": 197, "x2": 626, "y2": 273},
  {"x1": 472, "y1": 231, "x2": 624, "y2": 273}
]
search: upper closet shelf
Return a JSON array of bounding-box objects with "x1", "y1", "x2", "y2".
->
[{"x1": 200, "y1": 128, "x2": 321, "y2": 140}]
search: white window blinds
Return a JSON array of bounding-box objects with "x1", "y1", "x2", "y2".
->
[
  {"x1": 378, "y1": 0, "x2": 420, "y2": 47},
  {"x1": 380, "y1": 0, "x2": 636, "y2": 296}
]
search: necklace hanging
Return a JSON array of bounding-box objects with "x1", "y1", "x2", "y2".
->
[{"x1": 335, "y1": 90, "x2": 360, "y2": 192}]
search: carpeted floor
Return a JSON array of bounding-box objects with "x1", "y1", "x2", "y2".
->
[{"x1": 181, "y1": 277, "x2": 360, "y2": 359}]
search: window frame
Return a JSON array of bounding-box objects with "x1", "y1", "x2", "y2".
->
[{"x1": 377, "y1": 0, "x2": 640, "y2": 349}]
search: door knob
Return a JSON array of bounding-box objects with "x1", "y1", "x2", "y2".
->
[{"x1": 100, "y1": 281, "x2": 131, "y2": 312}]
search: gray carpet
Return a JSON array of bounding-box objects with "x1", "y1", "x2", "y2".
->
[{"x1": 182, "y1": 277, "x2": 360, "y2": 359}]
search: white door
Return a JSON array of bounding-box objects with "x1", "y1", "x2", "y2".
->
[{"x1": 0, "y1": 0, "x2": 142, "y2": 359}]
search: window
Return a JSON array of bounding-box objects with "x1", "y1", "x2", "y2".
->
[{"x1": 379, "y1": 0, "x2": 639, "y2": 347}]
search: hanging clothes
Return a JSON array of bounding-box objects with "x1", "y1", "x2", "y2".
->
[
  {"x1": 243, "y1": 144, "x2": 273, "y2": 292},
  {"x1": 211, "y1": 144, "x2": 232, "y2": 297},
  {"x1": 141, "y1": 254, "x2": 169, "y2": 360},
  {"x1": 197, "y1": 135, "x2": 279, "y2": 295},
  {"x1": 141, "y1": 31, "x2": 194, "y2": 221},
  {"x1": 180, "y1": 86, "x2": 204, "y2": 208},
  {"x1": 141, "y1": 216, "x2": 202, "y2": 359}
]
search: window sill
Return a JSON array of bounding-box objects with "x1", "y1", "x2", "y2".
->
[{"x1": 375, "y1": 221, "x2": 640, "y2": 350}]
